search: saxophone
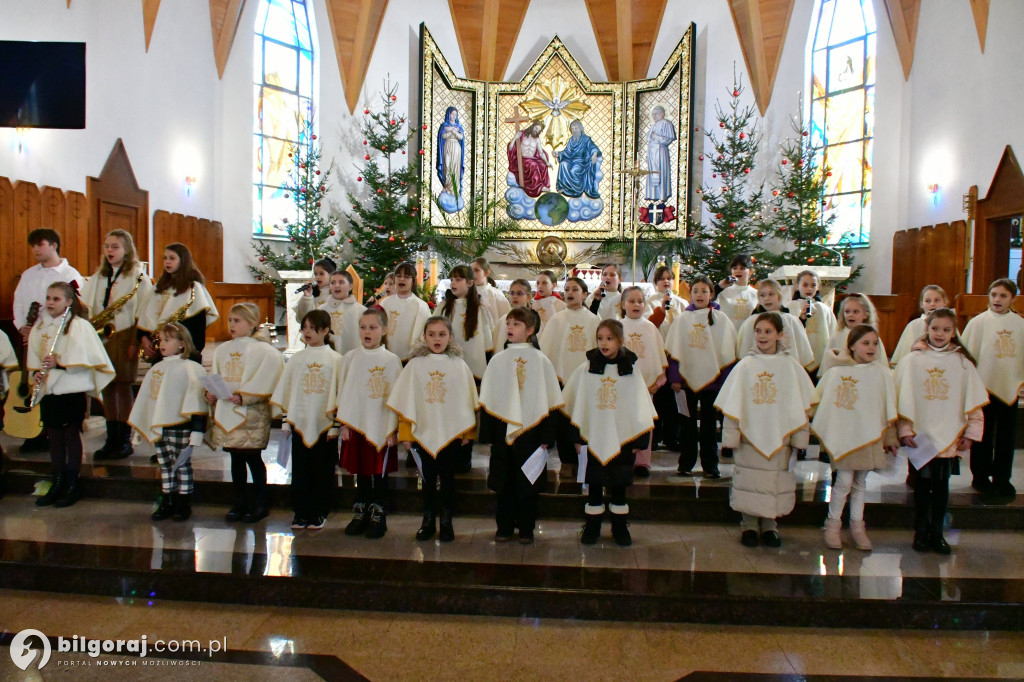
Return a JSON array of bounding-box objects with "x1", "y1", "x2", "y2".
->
[
  {"x1": 90, "y1": 273, "x2": 145, "y2": 338},
  {"x1": 140, "y1": 284, "x2": 195, "y2": 361}
]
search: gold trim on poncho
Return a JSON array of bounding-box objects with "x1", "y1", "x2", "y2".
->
[
  {"x1": 665, "y1": 307, "x2": 737, "y2": 392},
  {"x1": 620, "y1": 316, "x2": 668, "y2": 390},
  {"x1": 27, "y1": 314, "x2": 115, "y2": 398},
  {"x1": 812, "y1": 360, "x2": 897, "y2": 461},
  {"x1": 961, "y1": 309, "x2": 1024, "y2": 405},
  {"x1": 479, "y1": 343, "x2": 564, "y2": 444},
  {"x1": 270, "y1": 344, "x2": 343, "y2": 447},
  {"x1": 210, "y1": 336, "x2": 284, "y2": 433},
  {"x1": 336, "y1": 345, "x2": 403, "y2": 450},
  {"x1": 137, "y1": 281, "x2": 219, "y2": 332},
  {"x1": 128, "y1": 355, "x2": 208, "y2": 443},
  {"x1": 538, "y1": 306, "x2": 599, "y2": 383}
]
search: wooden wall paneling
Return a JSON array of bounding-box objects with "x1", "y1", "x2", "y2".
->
[
  {"x1": 152, "y1": 210, "x2": 224, "y2": 284},
  {"x1": 143, "y1": 0, "x2": 161, "y2": 52},
  {"x1": 972, "y1": 146, "x2": 1024, "y2": 292},
  {"x1": 88, "y1": 140, "x2": 149, "y2": 276},
  {"x1": 0, "y1": 177, "x2": 16, "y2": 320},
  {"x1": 206, "y1": 282, "x2": 276, "y2": 341},
  {"x1": 64, "y1": 191, "x2": 90, "y2": 276},
  {"x1": 891, "y1": 228, "x2": 909, "y2": 294},
  {"x1": 955, "y1": 293, "x2": 1024, "y2": 330},
  {"x1": 450, "y1": 0, "x2": 530, "y2": 81}
]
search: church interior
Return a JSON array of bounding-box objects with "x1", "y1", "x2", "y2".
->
[{"x1": 1, "y1": 0, "x2": 1024, "y2": 679}]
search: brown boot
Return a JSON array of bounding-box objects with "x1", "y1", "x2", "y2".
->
[
  {"x1": 849, "y1": 520, "x2": 873, "y2": 551},
  {"x1": 823, "y1": 518, "x2": 842, "y2": 549}
]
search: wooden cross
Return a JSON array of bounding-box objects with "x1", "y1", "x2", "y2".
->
[{"x1": 504, "y1": 104, "x2": 532, "y2": 192}]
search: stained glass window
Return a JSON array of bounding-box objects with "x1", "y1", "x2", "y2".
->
[
  {"x1": 254, "y1": 0, "x2": 314, "y2": 238},
  {"x1": 810, "y1": 0, "x2": 875, "y2": 246}
]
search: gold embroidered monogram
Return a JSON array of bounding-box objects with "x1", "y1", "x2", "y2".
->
[
  {"x1": 995, "y1": 329, "x2": 1016, "y2": 359},
  {"x1": 149, "y1": 369, "x2": 164, "y2": 400},
  {"x1": 329, "y1": 311, "x2": 345, "y2": 336},
  {"x1": 752, "y1": 371, "x2": 777, "y2": 405},
  {"x1": 515, "y1": 357, "x2": 527, "y2": 390},
  {"x1": 626, "y1": 332, "x2": 646, "y2": 358},
  {"x1": 688, "y1": 323, "x2": 708, "y2": 350},
  {"x1": 301, "y1": 362, "x2": 327, "y2": 395},
  {"x1": 38, "y1": 333, "x2": 52, "y2": 358},
  {"x1": 597, "y1": 376, "x2": 617, "y2": 410},
  {"x1": 733, "y1": 299, "x2": 751, "y2": 320},
  {"x1": 426, "y1": 370, "x2": 447, "y2": 404},
  {"x1": 923, "y1": 367, "x2": 949, "y2": 401},
  {"x1": 223, "y1": 352, "x2": 245, "y2": 383},
  {"x1": 387, "y1": 310, "x2": 400, "y2": 335},
  {"x1": 366, "y1": 365, "x2": 390, "y2": 399},
  {"x1": 567, "y1": 325, "x2": 587, "y2": 352},
  {"x1": 833, "y1": 375, "x2": 859, "y2": 410}
]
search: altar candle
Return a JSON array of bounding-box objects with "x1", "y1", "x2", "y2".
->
[
  {"x1": 672, "y1": 262, "x2": 681, "y2": 294},
  {"x1": 416, "y1": 255, "x2": 424, "y2": 286},
  {"x1": 429, "y1": 257, "x2": 438, "y2": 288}
]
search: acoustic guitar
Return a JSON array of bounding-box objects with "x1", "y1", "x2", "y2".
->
[{"x1": 2, "y1": 302, "x2": 43, "y2": 439}]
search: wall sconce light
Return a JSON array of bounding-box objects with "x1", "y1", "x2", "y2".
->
[
  {"x1": 15, "y1": 127, "x2": 29, "y2": 154},
  {"x1": 185, "y1": 176, "x2": 198, "y2": 196},
  {"x1": 927, "y1": 183, "x2": 939, "y2": 205}
]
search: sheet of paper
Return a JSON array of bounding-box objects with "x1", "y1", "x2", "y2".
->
[
  {"x1": 276, "y1": 431, "x2": 292, "y2": 469},
  {"x1": 901, "y1": 433, "x2": 938, "y2": 470},
  {"x1": 172, "y1": 446, "x2": 193, "y2": 473},
  {"x1": 576, "y1": 445, "x2": 588, "y2": 483},
  {"x1": 411, "y1": 448, "x2": 423, "y2": 477},
  {"x1": 381, "y1": 445, "x2": 390, "y2": 475},
  {"x1": 521, "y1": 446, "x2": 548, "y2": 485},
  {"x1": 200, "y1": 374, "x2": 234, "y2": 400},
  {"x1": 674, "y1": 390, "x2": 690, "y2": 418}
]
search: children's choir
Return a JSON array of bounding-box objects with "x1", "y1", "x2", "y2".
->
[{"x1": 11, "y1": 249, "x2": 1022, "y2": 556}]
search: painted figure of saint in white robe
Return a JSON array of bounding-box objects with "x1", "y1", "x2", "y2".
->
[{"x1": 646, "y1": 106, "x2": 677, "y2": 202}]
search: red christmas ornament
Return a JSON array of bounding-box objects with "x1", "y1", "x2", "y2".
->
[
  {"x1": 312, "y1": 134, "x2": 317, "y2": 140},
  {"x1": 712, "y1": 173, "x2": 717, "y2": 178},
  {"x1": 694, "y1": 126, "x2": 700, "y2": 131},
  {"x1": 716, "y1": 213, "x2": 723, "y2": 219},
  {"x1": 733, "y1": 90, "x2": 739, "y2": 97},
  {"x1": 772, "y1": 190, "x2": 779, "y2": 196},
  {"x1": 739, "y1": 132, "x2": 746, "y2": 139},
  {"x1": 781, "y1": 159, "x2": 788, "y2": 165},
  {"x1": 787, "y1": 192, "x2": 795, "y2": 198},
  {"x1": 308, "y1": 258, "x2": 314, "y2": 265},
  {"x1": 390, "y1": 95, "x2": 397, "y2": 101},
  {"x1": 808, "y1": 257, "x2": 815, "y2": 263},
  {"x1": 389, "y1": 236, "x2": 395, "y2": 242},
  {"x1": 315, "y1": 170, "x2": 321, "y2": 175},
  {"x1": 364, "y1": 154, "x2": 370, "y2": 160},
  {"x1": 352, "y1": 204, "x2": 358, "y2": 209},
  {"x1": 729, "y1": 222, "x2": 737, "y2": 228},
  {"x1": 422, "y1": 124, "x2": 428, "y2": 130},
  {"x1": 757, "y1": 232, "x2": 764, "y2": 237},
  {"x1": 401, "y1": 181, "x2": 406, "y2": 186},
  {"x1": 779, "y1": 226, "x2": 787, "y2": 231},
  {"x1": 377, "y1": 189, "x2": 383, "y2": 194},
  {"x1": 348, "y1": 239, "x2": 353, "y2": 243},
  {"x1": 329, "y1": 230, "x2": 335, "y2": 236},
  {"x1": 356, "y1": 176, "x2": 362, "y2": 181},
  {"x1": 743, "y1": 168, "x2": 750, "y2": 174},
  {"x1": 698, "y1": 154, "x2": 704, "y2": 160},
  {"x1": 402, "y1": 150, "x2": 406, "y2": 155},
  {"x1": 802, "y1": 131, "x2": 809, "y2": 137},
  {"x1": 363, "y1": 140, "x2": 367, "y2": 145},
  {"x1": 390, "y1": 120, "x2": 396, "y2": 125},
  {"x1": 719, "y1": 122, "x2": 725, "y2": 128},
  {"x1": 419, "y1": 149, "x2": 425, "y2": 155},
  {"x1": 715, "y1": 249, "x2": 721, "y2": 255},
  {"x1": 259, "y1": 256, "x2": 266, "y2": 262},
  {"x1": 826, "y1": 171, "x2": 833, "y2": 177},
  {"x1": 717, "y1": 155, "x2": 723, "y2": 160},
  {"x1": 364, "y1": 109, "x2": 370, "y2": 114},
  {"x1": 728, "y1": 233, "x2": 735, "y2": 239},
  {"x1": 696, "y1": 188, "x2": 702, "y2": 194},
  {"x1": 796, "y1": 161, "x2": 803, "y2": 167}
]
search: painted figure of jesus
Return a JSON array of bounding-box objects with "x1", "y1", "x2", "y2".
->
[
  {"x1": 507, "y1": 121, "x2": 552, "y2": 198},
  {"x1": 645, "y1": 106, "x2": 677, "y2": 201}
]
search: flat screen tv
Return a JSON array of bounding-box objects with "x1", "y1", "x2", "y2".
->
[{"x1": 0, "y1": 41, "x2": 86, "y2": 129}]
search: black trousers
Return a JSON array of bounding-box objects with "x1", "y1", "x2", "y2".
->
[
  {"x1": 228, "y1": 448, "x2": 267, "y2": 506},
  {"x1": 290, "y1": 433, "x2": 337, "y2": 519},
  {"x1": 41, "y1": 393, "x2": 86, "y2": 473},
  {"x1": 912, "y1": 458, "x2": 951, "y2": 534},
  {"x1": 652, "y1": 383, "x2": 679, "y2": 449},
  {"x1": 417, "y1": 441, "x2": 458, "y2": 512},
  {"x1": 677, "y1": 386, "x2": 720, "y2": 474},
  {"x1": 971, "y1": 395, "x2": 1016, "y2": 485},
  {"x1": 554, "y1": 411, "x2": 577, "y2": 465}
]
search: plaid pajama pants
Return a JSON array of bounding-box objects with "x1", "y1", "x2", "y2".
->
[{"x1": 156, "y1": 426, "x2": 194, "y2": 494}]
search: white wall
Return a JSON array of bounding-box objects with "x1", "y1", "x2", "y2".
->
[
  {"x1": 0, "y1": 0, "x2": 219, "y2": 268},
  {"x1": 3, "y1": 0, "x2": 1023, "y2": 293}
]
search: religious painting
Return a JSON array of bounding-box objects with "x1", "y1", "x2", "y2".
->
[{"x1": 419, "y1": 24, "x2": 694, "y2": 240}]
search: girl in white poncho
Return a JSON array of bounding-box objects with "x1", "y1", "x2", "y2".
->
[
  {"x1": 388, "y1": 317, "x2": 479, "y2": 543},
  {"x1": 715, "y1": 253, "x2": 758, "y2": 329},
  {"x1": 812, "y1": 325, "x2": 898, "y2": 551},
  {"x1": 890, "y1": 285, "x2": 949, "y2": 367},
  {"x1": 784, "y1": 270, "x2": 837, "y2": 375},
  {"x1": 736, "y1": 279, "x2": 815, "y2": 370},
  {"x1": 206, "y1": 303, "x2": 285, "y2": 524},
  {"x1": 293, "y1": 257, "x2": 336, "y2": 326},
  {"x1": 29, "y1": 282, "x2": 115, "y2": 508},
  {"x1": 379, "y1": 261, "x2": 430, "y2": 362},
  {"x1": 562, "y1": 320, "x2": 656, "y2": 547},
  {"x1": 584, "y1": 264, "x2": 624, "y2": 320},
  {"x1": 960, "y1": 278, "x2": 1024, "y2": 497},
  {"x1": 895, "y1": 308, "x2": 987, "y2": 555},
  {"x1": 818, "y1": 294, "x2": 888, "y2": 378},
  {"x1": 318, "y1": 270, "x2": 366, "y2": 355},
  {"x1": 271, "y1": 310, "x2": 343, "y2": 531},
  {"x1": 715, "y1": 312, "x2": 816, "y2": 549},
  {"x1": 128, "y1": 322, "x2": 208, "y2": 522},
  {"x1": 531, "y1": 270, "x2": 565, "y2": 331}
]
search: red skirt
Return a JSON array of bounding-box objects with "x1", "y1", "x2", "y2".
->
[{"x1": 340, "y1": 429, "x2": 398, "y2": 476}]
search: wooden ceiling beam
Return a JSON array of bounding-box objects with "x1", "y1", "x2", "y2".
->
[
  {"x1": 208, "y1": 0, "x2": 247, "y2": 79},
  {"x1": 449, "y1": 0, "x2": 530, "y2": 81},
  {"x1": 585, "y1": 0, "x2": 667, "y2": 81},
  {"x1": 142, "y1": 0, "x2": 161, "y2": 52},
  {"x1": 969, "y1": 0, "x2": 989, "y2": 53},
  {"x1": 881, "y1": 0, "x2": 921, "y2": 79},
  {"x1": 728, "y1": 0, "x2": 795, "y2": 116},
  {"x1": 324, "y1": 0, "x2": 389, "y2": 114}
]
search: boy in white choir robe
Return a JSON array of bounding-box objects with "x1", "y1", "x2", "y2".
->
[
  {"x1": 895, "y1": 308, "x2": 988, "y2": 553},
  {"x1": 387, "y1": 317, "x2": 479, "y2": 542},
  {"x1": 960, "y1": 279, "x2": 1024, "y2": 497},
  {"x1": 584, "y1": 264, "x2": 624, "y2": 320},
  {"x1": 379, "y1": 261, "x2": 431, "y2": 362},
  {"x1": 715, "y1": 313, "x2": 816, "y2": 548},
  {"x1": 784, "y1": 270, "x2": 837, "y2": 375},
  {"x1": 318, "y1": 270, "x2": 366, "y2": 355},
  {"x1": 736, "y1": 280, "x2": 815, "y2": 370},
  {"x1": 619, "y1": 287, "x2": 668, "y2": 476},
  {"x1": 479, "y1": 309, "x2": 563, "y2": 544},
  {"x1": 538, "y1": 277, "x2": 599, "y2": 474},
  {"x1": 715, "y1": 254, "x2": 758, "y2": 329},
  {"x1": 271, "y1": 310, "x2": 344, "y2": 530},
  {"x1": 128, "y1": 322, "x2": 208, "y2": 522},
  {"x1": 29, "y1": 282, "x2": 116, "y2": 508},
  {"x1": 206, "y1": 303, "x2": 285, "y2": 524},
  {"x1": 665, "y1": 276, "x2": 737, "y2": 477},
  {"x1": 812, "y1": 325, "x2": 898, "y2": 551},
  {"x1": 562, "y1": 320, "x2": 657, "y2": 546},
  {"x1": 890, "y1": 285, "x2": 949, "y2": 367},
  {"x1": 292, "y1": 258, "x2": 336, "y2": 325},
  {"x1": 336, "y1": 308, "x2": 403, "y2": 539}
]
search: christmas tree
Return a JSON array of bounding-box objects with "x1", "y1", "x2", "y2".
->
[
  {"x1": 340, "y1": 80, "x2": 423, "y2": 291},
  {"x1": 249, "y1": 116, "x2": 341, "y2": 305},
  {"x1": 768, "y1": 118, "x2": 862, "y2": 287},
  {"x1": 690, "y1": 69, "x2": 776, "y2": 278}
]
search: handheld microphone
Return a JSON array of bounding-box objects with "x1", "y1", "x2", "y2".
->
[{"x1": 295, "y1": 283, "x2": 314, "y2": 294}]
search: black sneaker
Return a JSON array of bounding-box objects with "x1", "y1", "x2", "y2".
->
[
  {"x1": 518, "y1": 530, "x2": 534, "y2": 545},
  {"x1": 633, "y1": 466, "x2": 650, "y2": 478},
  {"x1": 741, "y1": 530, "x2": 759, "y2": 547},
  {"x1": 307, "y1": 515, "x2": 326, "y2": 530},
  {"x1": 364, "y1": 504, "x2": 387, "y2": 539},
  {"x1": 494, "y1": 530, "x2": 515, "y2": 543},
  {"x1": 703, "y1": 471, "x2": 721, "y2": 479},
  {"x1": 761, "y1": 531, "x2": 781, "y2": 548},
  {"x1": 971, "y1": 478, "x2": 992, "y2": 493},
  {"x1": 291, "y1": 516, "x2": 308, "y2": 529},
  {"x1": 344, "y1": 502, "x2": 369, "y2": 536},
  {"x1": 675, "y1": 468, "x2": 694, "y2": 476},
  {"x1": 992, "y1": 481, "x2": 1017, "y2": 497}
]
